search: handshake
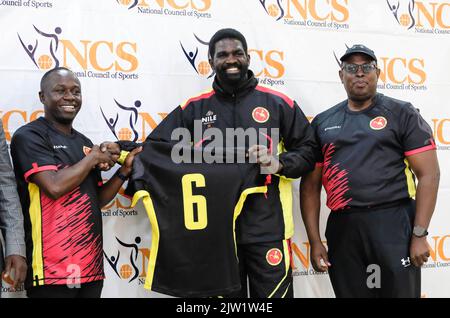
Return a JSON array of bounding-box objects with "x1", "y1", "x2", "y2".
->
[{"x1": 88, "y1": 141, "x2": 142, "y2": 175}]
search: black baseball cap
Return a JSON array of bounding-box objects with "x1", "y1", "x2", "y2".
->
[{"x1": 340, "y1": 44, "x2": 377, "y2": 62}]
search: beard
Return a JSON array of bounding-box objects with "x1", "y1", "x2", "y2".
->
[{"x1": 216, "y1": 63, "x2": 249, "y2": 87}]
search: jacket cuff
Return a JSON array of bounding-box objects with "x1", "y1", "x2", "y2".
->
[{"x1": 5, "y1": 243, "x2": 26, "y2": 258}]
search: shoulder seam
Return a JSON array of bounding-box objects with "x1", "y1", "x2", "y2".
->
[
  {"x1": 180, "y1": 89, "x2": 215, "y2": 110},
  {"x1": 255, "y1": 85, "x2": 294, "y2": 108}
]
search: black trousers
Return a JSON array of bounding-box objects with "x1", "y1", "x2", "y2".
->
[
  {"x1": 27, "y1": 280, "x2": 103, "y2": 298},
  {"x1": 326, "y1": 200, "x2": 421, "y2": 298}
]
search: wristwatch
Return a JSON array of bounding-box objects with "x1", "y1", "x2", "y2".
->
[
  {"x1": 115, "y1": 170, "x2": 129, "y2": 182},
  {"x1": 412, "y1": 225, "x2": 428, "y2": 238}
]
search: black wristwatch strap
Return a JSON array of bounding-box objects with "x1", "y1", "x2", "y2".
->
[{"x1": 115, "y1": 171, "x2": 129, "y2": 182}]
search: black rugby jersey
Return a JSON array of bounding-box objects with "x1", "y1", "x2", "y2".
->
[
  {"x1": 10, "y1": 117, "x2": 104, "y2": 287},
  {"x1": 312, "y1": 93, "x2": 435, "y2": 211},
  {"x1": 123, "y1": 71, "x2": 316, "y2": 244},
  {"x1": 126, "y1": 141, "x2": 267, "y2": 297}
]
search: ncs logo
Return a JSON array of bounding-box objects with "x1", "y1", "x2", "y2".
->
[
  {"x1": 424, "y1": 235, "x2": 450, "y2": 269},
  {"x1": 386, "y1": 0, "x2": 450, "y2": 34},
  {"x1": 249, "y1": 48, "x2": 286, "y2": 86},
  {"x1": 377, "y1": 56, "x2": 427, "y2": 91},
  {"x1": 0, "y1": 109, "x2": 43, "y2": 142},
  {"x1": 431, "y1": 118, "x2": 450, "y2": 150},
  {"x1": 117, "y1": 0, "x2": 213, "y2": 19},
  {"x1": 180, "y1": 33, "x2": 214, "y2": 78},
  {"x1": 99, "y1": 98, "x2": 167, "y2": 143},
  {"x1": 104, "y1": 236, "x2": 150, "y2": 284},
  {"x1": 18, "y1": 25, "x2": 139, "y2": 80},
  {"x1": 259, "y1": 0, "x2": 350, "y2": 30},
  {"x1": 291, "y1": 241, "x2": 329, "y2": 276}
]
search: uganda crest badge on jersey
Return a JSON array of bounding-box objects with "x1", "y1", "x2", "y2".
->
[
  {"x1": 266, "y1": 248, "x2": 283, "y2": 266},
  {"x1": 370, "y1": 116, "x2": 387, "y2": 130},
  {"x1": 252, "y1": 107, "x2": 270, "y2": 123}
]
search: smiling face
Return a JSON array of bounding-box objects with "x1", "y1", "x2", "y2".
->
[
  {"x1": 209, "y1": 38, "x2": 250, "y2": 87},
  {"x1": 339, "y1": 53, "x2": 380, "y2": 107},
  {"x1": 39, "y1": 69, "x2": 82, "y2": 126}
]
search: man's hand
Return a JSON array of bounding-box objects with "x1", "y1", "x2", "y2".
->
[
  {"x1": 310, "y1": 241, "x2": 331, "y2": 272},
  {"x1": 90, "y1": 145, "x2": 115, "y2": 170},
  {"x1": 3, "y1": 255, "x2": 27, "y2": 291},
  {"x1": 410, "y1": 236, "x2": 430, "y2": 267},
  {"x1": 248, "y1": 145, "x2": 283, "y2": 174},
  {"x1": 119, "y1": 146, "x2": 143, "y2": 177},
  {"x1": 97, "y1": 142, "x2": 121, "y2": 171},
  {"x1": 100, "y1": 141, "x2": 121, "y2": 157}
]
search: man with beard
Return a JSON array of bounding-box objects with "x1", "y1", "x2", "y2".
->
[
  {"x1": 10, "y1": 67, "x2": 141, "y2": 298},
  {"x1": 300, "y1": 45, "x2": 440, "y2": 297},
  {"x1": 107, "y1": 28, "x2": 317, "y2": 298}
]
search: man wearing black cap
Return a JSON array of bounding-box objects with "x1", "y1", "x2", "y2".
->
[
  {"x1": 299, "y1": 44, "x2": 440, "y2": 297},
  {"x1": 105, "y1": 28, "x2": 317, "y2": 298}
]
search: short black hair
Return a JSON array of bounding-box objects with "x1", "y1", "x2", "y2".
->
[
  {"x1": 40, "y1": 67, "x2": 78, "y2": 92},
  {"x1": 208, "y1": 28, "x2": 248, "y2": 59}
]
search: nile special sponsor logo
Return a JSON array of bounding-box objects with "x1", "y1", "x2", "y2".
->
[
  {"x1": 333, "y1": 46, "x2": 428, "y2": 92},
  {"x1": 386, "y1": 0, "x2": 450, "y2": 34},
  {"x1": 258, "y1": 0, "x2": 350, "y2": 31},
  {"x1": 201, "y1": 110, "x2": 217, "y2": 127},
  {"x1": 17, "y1": 25, "x2": 139, "y2": 80},
  {"x1": 431, "y1": 118, "x2": 450, "y2": 151},
  {"x1": 0, "y1": 0, "x2": 52, "y2": 9},
  {"x1": 104, "y1": 236, "x2": 150, "y2": 284},
  {"x1": 99, "y1": 98, "x2": 168, "y2": 143},
  {"x1": 116, "y1": 0, "x2": 213, "y2": 19}
]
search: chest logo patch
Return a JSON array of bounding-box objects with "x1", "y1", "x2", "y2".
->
[
  {"x1": 370, "y1": 116, "x2": 387, "y2": 130},
  {"x1": 266, "y1": 248, "x2": 283, "y2": 266},
  {"x1": 252, "y1": 107, "x2": 270, "y2": 123},
  {"x1": 83, "y1": 146, "x2": 92, "y2": 156}
]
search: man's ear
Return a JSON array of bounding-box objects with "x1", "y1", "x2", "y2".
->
[
  {"x1": 39, "y1": 91, "x2": 45, "y2": 104},
  {"x1": 339, "y1": 70, "x2": 344, "y2": 83}
]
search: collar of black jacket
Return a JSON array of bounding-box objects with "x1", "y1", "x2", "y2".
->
[{"x1": 212, "y1": 70, "x2": 258, "y2": 99}]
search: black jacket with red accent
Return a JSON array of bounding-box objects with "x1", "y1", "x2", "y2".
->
[{"x1": 120, "y1": 71, "x2": 317, "y2": 243}]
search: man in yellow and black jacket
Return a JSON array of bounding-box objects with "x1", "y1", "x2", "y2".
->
[{"x1": 110, "y1": 28, "x2": 317, "y2": 298}]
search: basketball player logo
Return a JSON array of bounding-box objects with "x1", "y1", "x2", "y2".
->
[{"x1": 18, "y1": 25, "x2": 62, "y2": 70}]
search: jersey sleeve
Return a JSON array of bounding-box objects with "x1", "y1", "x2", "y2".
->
[
  {"x1": 10, "y1": 127, "x2": 57, "y2": 182},
  {"x1": 310, "y1": 116, "x2": 324, "y2": 167},
  {"x1": 278, "y1": 101, "x2": 318, "y2": 178},
  {"x1": 400, "y1": 104, "x2": 436, "y2": 156}
]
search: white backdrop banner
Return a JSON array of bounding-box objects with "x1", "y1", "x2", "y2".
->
[{"x1": 1, "y1": 0, "x2": 449, "y2": 298}]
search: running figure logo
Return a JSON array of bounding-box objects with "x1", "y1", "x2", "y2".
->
[
  {"x1": 100, "y1": 99, "x2": 142, "y2": 142},
  {"x1": 104, "y1": 236, "x2": 142, "y2": 282},
  {"x1": 180, "y1": 33, "x2": 214, "y2": 78},
  {"x1": 18, "y1": 25, "x2": 62, "y2": 70},
  {"x1": 386, "y1": 0, "x2": 416, "y2": 30}
]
